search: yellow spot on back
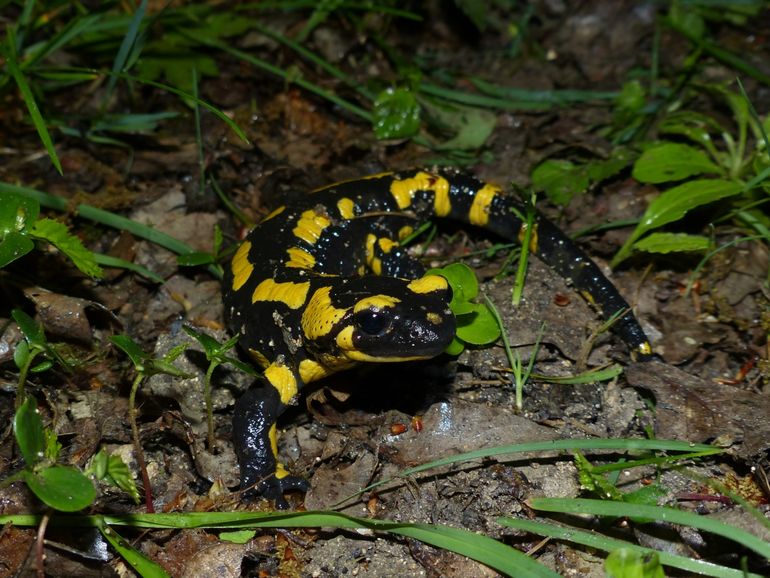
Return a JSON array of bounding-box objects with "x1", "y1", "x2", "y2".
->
[
  {"x1": 353, "y1": 294, "x2": 401, "y2": 313},
  {"x1": 432, "y1": 176, "x2": 451, "y2": 216},
  {"x1": 248, "y1": 348, "x2": 270, "y2": 369},
  {"x1": 337, "y1": 197, "x2": 356, "y2": 219},
  {"x1": 293, "y1": 209, "x2": 331, "y2": 245},
  {"x1": 265, "y1": 363, "x2": 298, "y2": 404},
  {"x1": 426, "y1": 312, "x2": 443, "y2": 325},
  {"x1": 390, "y1": 172, "x2": 451, "y2": 215},
  {"x1": 301, "y1": 286, "x2": 350, "y2": 340},
  {"x1": 231, "y1": 241, "x2": 253, "y2": 291},
  {"x1": 285, "y1": 246, "x2": 316, "y2": 269},
  {"x1": 365, "y1": 233, "x2": 382, "y2": 274},
  {"x1": 398, "y1": 226, "x2": 414, "y2": 241},
  {"x1": 407, "y1": 274, "x2": 449, "y2": 294},
  {"x1": 262, "y1": 205, "x2": 286, "y2": 223},
  {"x1": 251, "y1": 278, "x2": 310, "y2": 309},
  {"x1": 469, "y1": 183, "x2": 500, "y2": 226},
  {"x1": 377, "y1": 238, "x2": 398, "y2": 253}
]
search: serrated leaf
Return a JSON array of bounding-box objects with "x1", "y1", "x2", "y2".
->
[
  {"x1": 29, "y1": 218, "x2": 103, "y2": 279},
  {"x1": 632, "y1": 232, "x2": 709, "y2": 255},
  {"x1": 373, "y1": 87, "x2": 421, "y2": 139},
  {"x1": 632, "y1": 143, "x2": 721, "y2": 184},
  {"x1": 23, "y1": 466, "x2": 96, "y2": 512},
  {"x1": 13, "y1": 397, "x2": 45, "y2": 466}
]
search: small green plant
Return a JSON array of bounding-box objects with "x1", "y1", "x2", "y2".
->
[
  {"x1": 0, "y1": 192, "x2": 102, "y2": 278},
  {"x1": 612, "y1": 84, "x2": 769, "y2": 266},
  {"x1": 11, "y1": 309, "x2": 71, "y2": 408},
  {"x1": 605, "y1": 548, "x2": 665, "y2": 578},
  {"x1": 109, "y1": 334, "x2": 191, "y2": 512},
  {"x1": 428, "y1": 263, "x2": 501, "y2": 355},
  {"x1": 182, "y1": 326, "x2": 257, "y2": 449},
  {"x1": 4, "y1": 397, "x2": 95, "y2": 512}
]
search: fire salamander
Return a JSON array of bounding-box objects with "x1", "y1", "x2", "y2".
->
[{"x1": 223, "y1": 169, "x2": 652, "y2": 507}]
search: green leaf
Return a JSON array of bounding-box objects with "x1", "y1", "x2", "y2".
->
[
  {"x1": 219, "y1": 529, "x2": 256, "y2": 544},
  {"x1": 23, "y1": 466, "x2": 96, "y2": 512},
  {"x1": 456, "y1": 304, "x2": 501, "y2": 345},
  {"x1": 433, "y1": 106, "x2": 497, "y2": 151},
  {"x1": 29, "y1": 218, "x2": 103, "y2": 279},
  {"x1": 110, "y1": 334, "x2": 148, "y2": 370},
  {"x1": 605, "y1": 548, "x2": 665, "y2": 578},
  {"x1": 429, "y1": 263, "x2": 479, "y2": 305},
  {"x1": 100, "y1": 451, "x2": 141, "y2": 504},
  {"x1": 13, "y1": 338, "x2": 30, "y2": 370},
  {"x1": 0, "y1": 231, "x2": 34, "y2": 268},
  {"x1": 632, "y1": 232, "x2": 710, "y2": 255},
  {"x1": 98, "y1": 523, "x2": 171, "y2": 578},
  {"x1": 613, "y1": 179, "x2": 743, "y2": 267},
  {"x1": 531, "y1": 159, "x2": 589, "y2": 206},
  {"x1": 637, "y1": 179, "x2": 742, "y2": 233},
  {"x1": 0, "y1": 192, "x2": 39, "y2": 233},
  {"x1": 13, "y1": 397, "x2": 45, "y2": 466},
  {"x1": 4, "y1": 31, "x2": 62, "y2": 174},
  {"x1": 12, "y1": 309, "x2": 46, "y2": 348},
  {"x1": 632, "y1": 143, "x2": 722, "y2": 184},
  {"x1": 373, "y1": 87, "x2": 421, "y2": 139}
]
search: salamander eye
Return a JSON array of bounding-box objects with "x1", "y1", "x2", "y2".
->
[{"x1": 354, "y1": 309, "x2": 392, "y2": 336}]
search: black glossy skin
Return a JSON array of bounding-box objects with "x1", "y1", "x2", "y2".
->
[{"x1": 222, "y1": 169, "x2": 651, "y2": 507}]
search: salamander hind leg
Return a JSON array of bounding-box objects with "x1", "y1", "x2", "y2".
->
[{"x1": 232, "y1": 380, "x2": 308, "y2": 509}]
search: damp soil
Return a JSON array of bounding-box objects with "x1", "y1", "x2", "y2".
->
[{"x1": 2, "y1": 2, "x2": 770, "y2": 577}]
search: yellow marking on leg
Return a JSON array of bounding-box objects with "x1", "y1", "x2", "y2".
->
[
  {"x1": 469, "y1": 183, "x2": 501, "y2": 226},
  {"x1": 268, "y1": 424, "x2": 290, "y2": 479},
  {"x1": 337, "y1": 197, "x2": 356, "y2": 220},
  {"x1": 262, "y1": 205, "x2": 286, "y2": 223},
  {"x1": 301, "y1": 286, "x2": 350, "y2": 340},
  {"x1": 265, "y1": 363, "x2": 298, "y2": 404},
  {"x1": 293, "y1": 209, "x2": 331, "y2": 244},
  {"x1": 407, "y1": 274, "x2": 449, "y2": 294},
  {"x1": 231, "y1": 241, "x2": 253, "y2": 291},
  {"x1": 285, "y1": 246, "x2": 316, "y2": 269},
  {"x1": 251, "y1": 278, "x2": 310, "y2": 309},
  {"x1": 298, "y1": 358, "x2": 336, "y2": 383},
  {"x1": 390, "y1": 171, "x2": 450, "y2": 212},
  {"x1": 398, "y1": 226, "x2": 414, "y2": 241},
  {"x1": 248, "y1": 348, "x2": 271, "y2": 369},
  {"x1": 353, "y1": 295, "x2": 401, "y2": 313}
]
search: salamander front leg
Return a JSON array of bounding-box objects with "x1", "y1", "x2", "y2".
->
[{"x1": 232, "y1": 382, "x2": 308, "y2": 509}]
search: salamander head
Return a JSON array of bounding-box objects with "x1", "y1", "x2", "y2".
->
[{"x1": 301, "y1": 274, "x2": 455, "y2": 363}]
